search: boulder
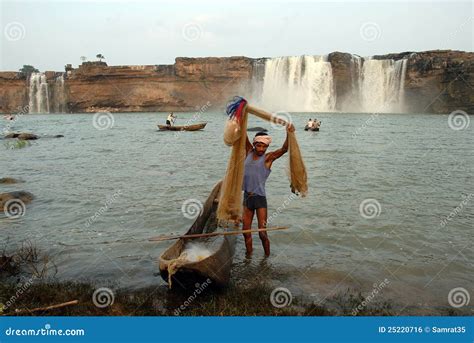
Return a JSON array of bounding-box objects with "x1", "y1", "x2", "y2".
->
[
  {"x1": 0, "y1": 191, "x2": 34, "y2": 208},
  {"x1": 0, "y1": 178, "x2": 23, "y2": 184},
  {"x1": 4, "y1": 132, "x2": 38, "y2": 140}
]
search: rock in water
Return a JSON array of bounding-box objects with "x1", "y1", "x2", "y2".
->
[
  {"x1": 4, "y1": 132, "x2": 38, "y2": 140},
  {"x1": 247, "y1": 127, "x2": 268, "y2": 132},
  {"x1": 0, "y1": 178, "x2": 23, "y2": 185},
  {"x1": 0, "y1": 191, "x2": 34, "y2": 208},
  {"x1": 18, "y1": 133, "x2": 38, "y2": 140}
]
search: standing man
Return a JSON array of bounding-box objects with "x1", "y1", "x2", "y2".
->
[
  {"x1": 166, "y1": 112, "x2": 176, "y2": 126},
  {"x1": 242, "y1": 124, "x2": 295, "y2": 257}
]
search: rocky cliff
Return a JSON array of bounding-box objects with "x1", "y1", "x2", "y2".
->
[
  {"x1": 0, "y1": 50, "x2": 472, "y2": 114},
  {"x1": 328, "y1": 50, "x2": 473, "y2": 113}
]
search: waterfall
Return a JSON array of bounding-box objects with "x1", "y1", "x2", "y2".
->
[
  {"x1": 260, "y1": 55, "x2": 336, "y2": 112},
  {"x1": 28, "y1": 72, "x2": 50, "y2": 113},
  {"x1": 52, "y1": 74, "x2": 67, "y2": 113},
  {"x1": 248, "y1": 59, "x2": 266, "y2": 105},
  {"x1": 359, "y1": 58, "x2": 407, "y2": 113}
]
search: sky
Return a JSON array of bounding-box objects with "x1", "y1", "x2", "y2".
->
[{"x1": 0, "y1": 0, "x2": 472, "y2": 71}]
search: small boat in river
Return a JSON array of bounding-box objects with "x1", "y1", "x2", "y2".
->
[
  {"x1": 304, "y1": 125, "x2": 319, "y2": 132},
  {"x1": 157, "y1": 122, "x2": 207, "y2": 131}
]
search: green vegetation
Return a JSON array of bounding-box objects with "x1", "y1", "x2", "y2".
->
[
  {"x1": 0, "y1": 242, "x2": 466, "y2": 316},
  {"x1": 18, "y1": 65, "x2": 39, "y2": 78}
]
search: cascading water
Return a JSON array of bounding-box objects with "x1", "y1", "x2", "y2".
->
[
  {"x1": 28, "y1": 72, "x2": 50, "y2": 113},
  {"x1": 52, "y1": 74, "x2": 67, "y2": 113},
  {"x1": 359, "y1": 58, "x2": 407, "y2": 113},
  {"x1": 248, "y1": 58, "x2": 266, "y2": 104},
  {"x1": 260, "y1": 55, "x2": 336, "y2": 112}
]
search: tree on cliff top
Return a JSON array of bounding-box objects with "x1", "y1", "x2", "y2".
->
[
  {"x1": 19, "y1": 65, "x2": 39, "y2": 78},
  {"x1": 96, "y1": 54, "x2": 105, "y2": 62}
]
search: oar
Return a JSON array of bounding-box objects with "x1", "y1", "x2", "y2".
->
[{"x1": 148, "y1": 226, "x2": 288, "y2": 242}]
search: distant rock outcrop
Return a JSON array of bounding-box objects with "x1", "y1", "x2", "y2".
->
[{"x1": 5, "y1": 132, "x2": 38, "y2": 140}]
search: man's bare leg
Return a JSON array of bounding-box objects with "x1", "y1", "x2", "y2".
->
[
  {"x1": 256, "y1": 207, "x2": 270, "y2": 256},
  {"x1": 242, "y1": 206, "x2": 254, "y2": 257}
]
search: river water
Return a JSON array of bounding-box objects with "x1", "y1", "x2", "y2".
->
[{"x1": 1, "y1": 112, "x2": 472, "y2": 314}]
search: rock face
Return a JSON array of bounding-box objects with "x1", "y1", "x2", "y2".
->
[
  {"x1": 0, "y1": 72, "x2": 28, "y2": 113},
  {"x1": 65, "y1": 57, "x2": 254, "y2": 113},
  {"x1": 0, "y1": 51, "x2": 472, "y2": 114},
  {"x1": 403, "y1": 51, "x2": 474, "y2": 114},
  {"x1": 328, "y1": 50, "x2": 474, "y2": 113}
]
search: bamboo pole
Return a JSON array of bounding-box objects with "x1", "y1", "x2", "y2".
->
[
  {"x1": 148, "y1": 226, "x2": 288, "y2": 242},
  {"x1": 4, "y1": 300, "x2": 79, "y2": 315},
  {"x1": 246, "y1": 105, "x2": 290, "y2": 127}
]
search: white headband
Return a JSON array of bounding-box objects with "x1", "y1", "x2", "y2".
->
[{"x1": 253, "y1": 135, "x2": 272, "y2": 146}]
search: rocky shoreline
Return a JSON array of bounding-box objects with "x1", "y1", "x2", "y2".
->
[{"x1": 0, "y1": 50, "x2": 472, "y2": 114}]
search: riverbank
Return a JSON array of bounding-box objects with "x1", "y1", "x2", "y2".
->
[{"x1": 0, "y1": 243, "x2": 466, "y2": 317}]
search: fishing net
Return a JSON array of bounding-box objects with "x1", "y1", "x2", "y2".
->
[
  {"x1": 217, "y1": 96, "x2": 308, "y2": 223},
  {"x1": 217, "y1": 97, "x2": 249, "y2": 223}
]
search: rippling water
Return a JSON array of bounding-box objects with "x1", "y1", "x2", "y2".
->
[{"x1": 1, "y1": 112, "x2": 472, "y2": 313}]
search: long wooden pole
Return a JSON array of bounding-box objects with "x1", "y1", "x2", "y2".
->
[
  {"x1": 148, "y1": 226, "x2": 288, "y2": 242},
  {"x1": 246, "y1": 105, "x2": 290, "y2": 127},
  {"x1": 4, "y1": 300, "x2": 79, "y2": 315}
]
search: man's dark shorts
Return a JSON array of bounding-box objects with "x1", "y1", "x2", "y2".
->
[{"x1": 243, "y1": 191, "x2": 267, "y2": 211}]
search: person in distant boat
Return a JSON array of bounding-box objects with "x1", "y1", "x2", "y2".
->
[
  {"x1": 166, "y1": 112, "x2": 176, "y2": 126},
  {"x1": 314, "y1": 119, "x2": 321, "y2": 130},
  {"x1": 306, "y1": 118, "x2": 314, "y2": 129},
  {"x1": 242, "y1": 124, "x2": 295, "y2": 257}
]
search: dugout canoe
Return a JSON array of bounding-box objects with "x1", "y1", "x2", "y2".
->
[
  {"x1": 157, "y1": 122, "x2": 207, "y2": 131},
  {"x1": 304, "y1": 125, "x2": 319, "y2": 132},
  {"x1": 158, "y1": 180, "x2": 236, "y2": 288}
]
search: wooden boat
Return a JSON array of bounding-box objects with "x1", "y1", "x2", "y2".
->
[
  {"x1": 157, "y1": 122, "x2": 207, "y2": 131},
  {"x1": 158, "y1": 181, "x2": 236, "y2": 288},
  {"x1": 304, "y1": 125, "x2": 319, "y2": 132}
]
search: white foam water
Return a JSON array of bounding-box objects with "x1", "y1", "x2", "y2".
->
[
  {"x1": 260, "y1": 55, "x2": 336, "y2": 112},
  {"x1": 28, "y1": 72, "x2": 50, "y2": 114},
  {"x1": 359, "y1": 58, "x2": 407, "y2": 113}
]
